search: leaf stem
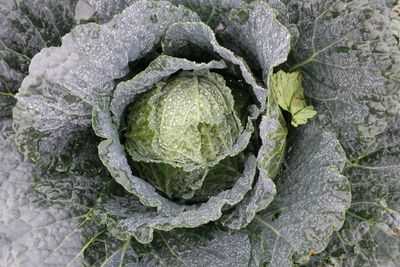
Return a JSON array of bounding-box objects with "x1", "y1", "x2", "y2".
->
[
  {"x1": 0, "y1": 91, "x2": 15, "y2": 98},
  {"x1": 206, "y1": 6, "x2": 217, "y2": 25}
]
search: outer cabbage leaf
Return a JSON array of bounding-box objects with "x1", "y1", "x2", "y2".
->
[
  {"x1": 163, "y1": 1, "x2": 291, "y2": 110},
  {"x1": 170, "y1": 0, "x2": 245, "y2": 26},
  {"x1": 162, "y1": 22, "x2": 266, "y2": 113},
  {"x1": 0, "y1": 0, "x2": 15, "y2": 8},
  {"x1": 12, "y1": 1, "x2": 200, "y2": 174},
  {"x1": 0, "y1": 4, "x2": 34, "y2": 117},
  {"x1": 0, "y1": 118, "x2": 109, "y2": 266},
  {"x1": 311, "y1": 111, "x2": 400, "y2": 266},
  {"x1": 16, "y1": 0, "x2": 79, "y2": 46},
  {"x1": 248, "y1": 121, "x2": 351, "y2": 266},
  {"x1": 85, "y1": 0, "x2": 137, "y2": 22},
  {"x1": 286, "y1": 2, "x2": 400, "y2": 264},
  {"x1": 392, "y1": 3, "x2": 400, "y2": 42},
  {"x1": 82, "y1": 221, "x2": 251, "y2": 267},
  {"x1": 221, "y1": 92, "x2": 286, "y2": 229},
  {"x1": 287, "y1": 0, "x2": 400, "y2": 157},
  {"x1": 261, "y1": 0, "x2": 300, "y2": 47},
  {"x1": 169, "y1": 0, "x2": 294, "y2": 66},
  {"x1": 0, "y1": 0, "x2": 78, "y2": 117}
]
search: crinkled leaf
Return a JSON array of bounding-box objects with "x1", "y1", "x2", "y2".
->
[
  {"x1": 85, "y1": 0, "x2": 137, "y2": 22},
  {"x1": 16, "y1": 0, "x2": 79, "y2": 47},
  {"x1": 0, "y1": 0, "x2": 80, "y2": 117},
  {"x1": 13, "y1": 1, "x2": 200, "y2": 174},
  {"x1": 248, "y1": 121, "x2": 351, "y2": 266},
  {"x1": 0, "y1": 119, "x2": 109, "y2": 266},
  {"x1": 83, "y1": 223, "x2": 251, "y2": 267},
  {"x1": 287, "y1": 0, "x2": 400, "y2": 157},
  {"x1": 216, "y1": 1, "x2": 290, "y2": 83},
  {"x1": 0, "y1": 5, "x2": 39, "y2": 116},
  {"x1": 392, "y1": 3, "x2": 400, "y2": 43},
  {"x1": 256, "y1": 93, "x2": 287, "y2": 180},
  {"x1": 312, "y1": 111, "x2": 400, "y2": 266},
  {"x1": 170, "y1": 0, "x2": 245, "y2": 25},
  {"x1": 222, "y1": 92, "x2": 287, "y2": 229},
  {"x1": 0, "y1": 1, "x2": 77, "y2": 117},
  {"x1": 286, "y1": 2, "x2": 400, "y2": 263},
  {"x1": 163, "y1": 0, "x2": 291, "y2": 112},
  {"x1": 270, "y1": 70, "x2": 316, "y2": 127},
  {"x1": 162, "y1": 21, "x2": 269, "y2": 113},
  {"x1": 0, "y1": 0, "x2": 15, "y2": 9},
  {"x1": 261, "y1": 0, "x2": 300, "y2": 47},
  {"x1": 74, "y1": 0, "x2": 96, "y2": 22},
  {"x1": 170, "y1": 0, "x2": 291, "y2": 80}
]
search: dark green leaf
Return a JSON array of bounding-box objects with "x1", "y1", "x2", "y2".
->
[
  {"x1": 0, "y1": 118, "x2": 109, "y2": 266},
  {"x1": 312, "y1": 111, "x2": 400, "y2": 266},
  {"x1": 85, "y1": 0, "x2": 137, "y2": 22},
  {"x1": 249, "y1": 121, "x2": 351, "y2": 266},
  {"x1": 287, "y1": 0, "x2": 400, "y2": 157},
  {"x1": 83, "y1": 223, "x2": 251, "y2": 267},
  {"x1": 0, "y1": 0, "x2": 79, "y2": 117}
]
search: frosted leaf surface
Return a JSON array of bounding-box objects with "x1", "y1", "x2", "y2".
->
[
  {"x1": 222, "y1": 92, "x2": 287, "y2": 229},
  {"x1": 162, "y1": 16, "x2": 289, "y2": 113},
  {"x1": 91, "y1": 143, "x2": 257, "y2": 243},
  {"x1": 0, "y1": 118, "x2": 108, "y2": 266},
  {"x1": 315, "y1": 110, "x2": 400, "y2": 266},
  {"x1": 0, "y1": 0, "x2": 79, "y2": 117},
  {"x1": 249, "y1": 120, "x2": 351, "y2": 266},
  {"x1": 287, "y1": 0, "x2": 400, "y2": 157}
]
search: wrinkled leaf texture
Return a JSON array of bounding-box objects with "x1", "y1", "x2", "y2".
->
[{"x1": 1, "y1": 0, "x2": 399, "y2": 266}]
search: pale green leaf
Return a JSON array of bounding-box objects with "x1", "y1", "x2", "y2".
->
[{"x1": 270, "y1": 70, "x2": 316, "y2": 127}]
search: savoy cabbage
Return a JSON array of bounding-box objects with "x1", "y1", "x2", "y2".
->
[{"x1": 0, "y1": 0, "x2": 399, "y2": 266}]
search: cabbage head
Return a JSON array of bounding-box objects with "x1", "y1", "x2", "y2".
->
[{"x1": 1, "y1": 0, "x2": 399, "y2": 266}]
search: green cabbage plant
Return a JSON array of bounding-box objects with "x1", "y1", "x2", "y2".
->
[{"x1": 0, "y1": 0, "x2": 399, "y2": 266}]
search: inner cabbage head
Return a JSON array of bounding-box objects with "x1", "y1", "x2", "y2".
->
[{"x1": 124, "y1": 71, "x2": 245, "y2": 199}]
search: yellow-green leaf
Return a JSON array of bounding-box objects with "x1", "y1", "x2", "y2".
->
[{"x1": 270, "y1": 70, "x2": 316, "y2": 127}]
